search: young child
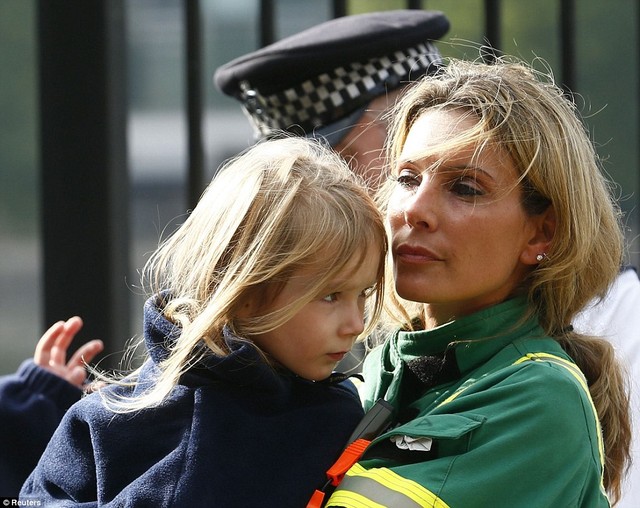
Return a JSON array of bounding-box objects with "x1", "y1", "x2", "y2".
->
[{"x1": 20, "y1": 137, "x2": 387, "y2": 507}]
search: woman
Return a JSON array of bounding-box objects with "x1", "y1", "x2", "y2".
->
[{"x1": 327, "y1": 59, "x2": 631, "y2": 507}]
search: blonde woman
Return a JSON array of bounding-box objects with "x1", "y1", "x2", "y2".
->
[
  {"x1": 327, "y1": 59, "x2": 631, "y2": 507},
  {"x1": 21, "y1": 137, "x2": 387, "y2": 507}
]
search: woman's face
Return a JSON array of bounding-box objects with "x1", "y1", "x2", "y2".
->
[{"x1": 387, "y1": 109, "x2": 542, "y2": 325}]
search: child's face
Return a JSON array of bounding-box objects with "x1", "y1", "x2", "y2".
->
[{"x1": 251, "y1": 247, "x2": 380, "y2": 381}]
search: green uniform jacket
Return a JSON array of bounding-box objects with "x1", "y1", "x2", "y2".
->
[{"x1": 327, "y1": 298, "x2": 609, "y2": 508}]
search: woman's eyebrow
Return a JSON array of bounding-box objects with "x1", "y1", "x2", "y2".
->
[
  {"x1": 398, "y1": 154, "x2": 499, "y2": 182},
  {"x1": 446, "y1": 164, "x2": 496, "y2": 181}
]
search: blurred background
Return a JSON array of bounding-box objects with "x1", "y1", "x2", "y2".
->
[{"x1": 1, "y1": 0, "x2": 638, "y2": 374}]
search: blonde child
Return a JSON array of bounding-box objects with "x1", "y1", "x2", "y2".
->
[{"x1": 21, "y1": 137, "x2": 387, "y2": 507}]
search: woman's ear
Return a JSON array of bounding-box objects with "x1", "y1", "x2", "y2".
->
[{"x1": 521, "y1": 205, "x2": 556, "y2": 265}]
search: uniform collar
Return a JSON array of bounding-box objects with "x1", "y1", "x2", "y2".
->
[{"x1": 392, "y1": 297, "x2": 542, "y2": 377}]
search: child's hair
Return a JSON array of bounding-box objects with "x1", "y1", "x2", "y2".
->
[
  {"x1": 105, "y1": 136, "x2": 386, "y2": 411},
  {"x1": 379, "y1": 58, "x2": 630, "y2": 502}
]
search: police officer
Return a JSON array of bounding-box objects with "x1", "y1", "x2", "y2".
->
[{"x1": 214, "y1": 9, "x2": 450, "y2": 189}]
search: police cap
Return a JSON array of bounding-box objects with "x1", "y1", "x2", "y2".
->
[{"x1": 214, "y1": 9, "x2": 450, "y2": 146}]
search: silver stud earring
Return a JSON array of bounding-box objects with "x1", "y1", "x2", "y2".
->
[{"x1": 536, "y1": 253, "x2": 546, "y2": 262}]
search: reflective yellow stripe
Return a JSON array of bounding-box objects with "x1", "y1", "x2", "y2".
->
[
  {"x1": 352, "y1": 465, "x2": 444, "y2": 505},
  {"x1": 514, "y1": 352, "x2": 606, "y2": 493},
  {"x1": 326, "y1": 490, "x2": 387, "y2": 508},
  {"x1": 327, "y1": 464, "x2": 451, "y2": 508},
  {"x1": 513, "y1": 352, "x2": 586, "y2": 390},
  {"x1": 438, "y1": 384, "x2": 471, "y2": 406}
]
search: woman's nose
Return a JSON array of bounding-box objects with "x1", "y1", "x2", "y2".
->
[{"x1": 402, "y1": 183, "x2": 438, "y2": 230}]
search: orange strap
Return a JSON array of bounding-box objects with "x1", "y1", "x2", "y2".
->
[
  {"x1": 306, "y1": 489, "x2": 326, "y2": 508},
  {"x1": 326, "y1": 438, "x2": 370, "y2": 486},
  {"x1": 306, "y1": 438, "x2": 371, "y2": 508}
]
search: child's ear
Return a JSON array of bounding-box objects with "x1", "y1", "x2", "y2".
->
[{"x1": 520, "y1": 205, "x2": 556, "y2": 265}]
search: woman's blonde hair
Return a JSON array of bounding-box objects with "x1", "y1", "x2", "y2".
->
[
  {"x1": 380, "y1": 58, "x2": 630, "y2": 503},
  {"x1": 104, "y1": 136, "x2": 386, "y2": 411}
]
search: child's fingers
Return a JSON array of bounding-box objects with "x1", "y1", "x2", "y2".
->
[
  {"x1": 50, "y1": 316, "x2": 84, "y2": 367},
  {"x1": 68, "y1": 339, "x2": 104, "y2": 370},
  {"x1": 33, "y1": 320, "x2": 66, "y2": 365},
  {"x1": 66, "y1": 365, "x2": 89, "y2": 387}
]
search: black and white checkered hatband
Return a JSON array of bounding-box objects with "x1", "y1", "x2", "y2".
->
[{"x1": 238, "y1": 41, "x2": 442, "y2": 139}]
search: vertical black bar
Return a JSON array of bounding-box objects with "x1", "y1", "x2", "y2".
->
[
  {"x1": 332, "y1": 0, "x2": 347, "y2": 18},
  {"x1": 38, "y1": 0, "x2": 129, "y2": 365},
  {"x1": 483, "y1": 0, "x2": 501, "y2": 63},
  {"x1": 559, "y1": 0, "x2": 576, "y2": 93},
  {"x1": 185, "y1": 0, "x2": 205, "y2": 208},
  {"x1": 260, "y1": 0, "x2": 276, "y2": 47},
  {"x1": 407, "y1": 0, "x2": 423, "y2": 9}
]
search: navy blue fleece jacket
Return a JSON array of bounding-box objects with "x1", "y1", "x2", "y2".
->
[
  {"x1": 0, "y1": 360, "x2": 82, "y2": 496},
  {"x1": 20, "y1": 295, "x2": 364, "y2": 507}
]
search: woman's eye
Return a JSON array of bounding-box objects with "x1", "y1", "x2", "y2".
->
[
  {"x1": 449, "y1": 178, "x2": 483, "y2": 197},
  {"x1": 396, "y1": 170, "x2": 421, "y2": 188},
  {"x1": 322, "y1": 293, "x2": 338, "y2": 303}
]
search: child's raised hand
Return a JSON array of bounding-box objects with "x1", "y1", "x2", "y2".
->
[{"x1": 34, "y1": 316, "x2": 104, "y2": 388}]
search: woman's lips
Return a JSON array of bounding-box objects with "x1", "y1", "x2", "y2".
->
[{"x1": 394, "y1": 243, "x2": 441, "y2": 263}]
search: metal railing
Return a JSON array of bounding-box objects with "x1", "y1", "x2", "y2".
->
[{"x1": 37, "y1": 0, "x2": 639, "y2": 360}]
